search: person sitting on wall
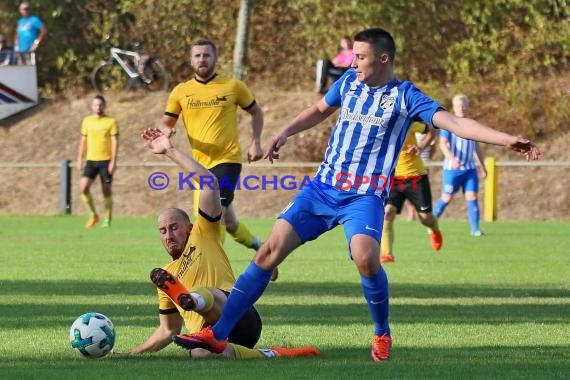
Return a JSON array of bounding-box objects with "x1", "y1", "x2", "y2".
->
[{"x1": 315, "y1": 36, "x2": 354, "y2": 93}]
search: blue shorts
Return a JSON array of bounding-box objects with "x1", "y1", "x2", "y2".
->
[
  {"x1": 441, "y1": 169, "x2": 479, "y2": 195},
  {"x1": 278, "y1": 180, "x2": 385, "y2": 247}
]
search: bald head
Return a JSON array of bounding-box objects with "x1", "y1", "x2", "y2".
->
[
  {"x1": 157, "y1": 208, "x2": 192, "y2": 260},
  {"x1": 158, "y1": 208, "x2": 191, "y2": 224}
]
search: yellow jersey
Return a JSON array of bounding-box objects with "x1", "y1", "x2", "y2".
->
[
  {"x1": 80, "y1": 115, "x2": 118, "y2": 161},
  {"x1": 157, "y1": 212, "x2": 235, "y2": 333},
  {"x1": 164, "y1": 74, "x2": 256, "y2": 169},
  {"x1": 394, "y1": 123, "x2": 429, "y2": 177}
]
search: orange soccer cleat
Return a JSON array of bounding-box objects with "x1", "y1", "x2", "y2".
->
[
  {"x1": 173, "y1": 326, "x2": 228, "y2": 353},
  {"x1": 84, "y1": 215, "x2": 100, "y2": 228},
  {"x1": 380, "y1": 254, "x2": 395, "y2": 263},
  {"x1": 150, "y1": 268, "x2": 195, "y2": 311},
  {"x1": 370, "y1": 334, "x2": 392, "y2": 362},
  {"x1": 429, "y1": 230, "x2": 443, "y2": 251}
]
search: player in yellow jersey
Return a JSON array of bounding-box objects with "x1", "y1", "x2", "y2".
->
[
  {"x1": 76, "y1": 95, "x2": 119, "y2": 228},
  {"x1": 113, "y1": 128, "x2": 318, "y2": 360},
  {"x1": 380, "y1": 122, "x2": 443, "y2": 263},
  {"x1": 157, "y1": 39, "x2": 264, "y2": 253}
]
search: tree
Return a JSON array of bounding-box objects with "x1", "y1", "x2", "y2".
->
[{"x1": 233, "y1": 0, "x2": 251, "y2": 80}]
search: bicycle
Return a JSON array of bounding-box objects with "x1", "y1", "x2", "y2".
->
[{"x1": 91, "y1": 34, "x2": 169, "y2": 94}]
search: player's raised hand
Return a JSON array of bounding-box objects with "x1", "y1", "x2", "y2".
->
[
  {"x1": 507, "y1": 137, "x2": 541, "y2": 161},
  {"x1": 142, "y1": 128, "x2": 172, "y2": 154},
  {"x1": 264, "y1": 133, "x2": 288, "y2": 163}
]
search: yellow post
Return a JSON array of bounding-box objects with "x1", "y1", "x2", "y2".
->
[{"x1": 484, "y1": 157, "x2": 497, "y2": 221}]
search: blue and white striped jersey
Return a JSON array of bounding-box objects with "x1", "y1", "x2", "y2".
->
[
  {"x1": 315, "y1": 69, "x2": 443, "y2": 198},
  {"x1": 440, "y1": 129, "x2": 477, "y2": 170}
]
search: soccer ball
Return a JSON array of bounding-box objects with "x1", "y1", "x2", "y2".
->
[{"x1": 69, "y1": 312, "x2": 116, "y2": 358}]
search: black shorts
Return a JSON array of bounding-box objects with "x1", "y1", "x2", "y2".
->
[
  {"x1": 82, "y1": 160, "x2": 112, "y2": 184},
  {"x1": 387, "y1": 174, "x2": 433, "y2": 214},
  {"x1": 209, "y1": 163, "x2": 241, "y2": 207},
  {"x1": 204, "y1": 290, "x2": 262, "y2": 349}
]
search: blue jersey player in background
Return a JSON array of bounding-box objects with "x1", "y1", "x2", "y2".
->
[
  {"x1": 170, "y1": 27, "x2": 541, "y2": 362},
  {"x1": 434, "y1": 93, "x2": 487, "y2": 236}
]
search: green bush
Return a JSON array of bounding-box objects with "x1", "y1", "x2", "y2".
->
[{"x1": 0, "y1": 0, "x2": 567, "y2": 137}]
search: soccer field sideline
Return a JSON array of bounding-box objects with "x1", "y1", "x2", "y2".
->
[{"x1": 0, "y1": 216, "x2": 569, "y2": 379}]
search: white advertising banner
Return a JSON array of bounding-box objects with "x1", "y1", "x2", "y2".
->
[{"x1": 0, "y1": 65, "x2": 38, "y2": 120}]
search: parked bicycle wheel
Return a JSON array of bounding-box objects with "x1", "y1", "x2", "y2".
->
[
  {"x1": 142, "y1": 58, "x2": 169, "y2": 92},
  {"x1": 92, "y1": 63, "x2": 130, "y2": 93}
]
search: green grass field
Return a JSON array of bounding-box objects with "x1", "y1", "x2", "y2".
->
[{"x1": 1, "y1": 216, "x2": 569, "y2": 379}]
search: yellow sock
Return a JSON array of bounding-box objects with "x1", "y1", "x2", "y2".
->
[
  {"x1": 103, "y1": 196, "x2": 113, "y2": 221},
  {"x1": 230, "y1": 343, "x2": 267, "y2": 359},
  {"x1": 231, "y1": 222, "x2": 259, "y2": 250},
  {"x1": 81, "y1": 193, "x2": 96, "y2": 216},
  {"x1": 380, "y1": 220, "x2": 394, "y2": 255},
  {"x1": 188, "y1": 286, "x2": 215, "y2": 312}
]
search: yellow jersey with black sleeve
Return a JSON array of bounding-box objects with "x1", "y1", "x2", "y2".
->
[
  {"x1": 394, "y1": 122, "x2": 429, "y2": 177},
  {"x1": 157, "y1": 210, "x2": 235, "y2": 333},
  {"x1": 164, "y1": 74, "x2": 256, "y2": 169},
  {"x1": 80, "y1": 115, "x2": 119, "y2": 161}
]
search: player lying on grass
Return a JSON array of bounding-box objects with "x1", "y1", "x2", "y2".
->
[{"x1": 112, "y1": 128, "x2": 318, "y2": 360}]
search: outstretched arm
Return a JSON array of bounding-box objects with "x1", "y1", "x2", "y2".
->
[
  {"x1": 265, "y1": 98, "x2": 337, "y2": 162},
  {"x1": 142, "y1": 128, "x2": 221, "y2": 218},
  {"x1": 432, "y1": 110, "x2": 540, "y2": 160},
  {"x1": 118, "y1": 312, "x2": 183, "y2": 355}
]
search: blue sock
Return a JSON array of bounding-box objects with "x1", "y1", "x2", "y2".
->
[
  {"x1": 467, "y1": 199, "x2": 480, "y2": 232},
  {"x1": 361, "y1": 267, "x2": 390, "y2": 337},
  {"x1": 212, "y1": 262, "x2": 272, "y2": 340},
  {"x1": 433, "y1": 198, "x2": 448, "y2": 218}
]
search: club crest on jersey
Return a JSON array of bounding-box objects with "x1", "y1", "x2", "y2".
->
[{"x1": 380, "y1": 95, "x2": 395, "y2": 110}]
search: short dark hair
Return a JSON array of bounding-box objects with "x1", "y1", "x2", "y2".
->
[
  {"x1": 190, "y1": 39, "x2": 217, "y2": 57},
  {"x1": 94, "y1": 95, "x2": 106, "y2": 105},
  {"x1": 354, "y1": 28, "x2": 396, "y2": 61}
]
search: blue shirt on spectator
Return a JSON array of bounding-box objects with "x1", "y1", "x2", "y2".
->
[{"x1": 17, "y1": 15, "x2": 44, "y2": 52}]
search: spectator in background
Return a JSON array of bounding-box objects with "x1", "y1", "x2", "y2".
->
[
  {"x1": 76, "y1": 95, "x2": 119, "y2": 229},
  {"x1": 14, "y1": 1, "x2": 47, "y2": 65},
  {"x1": 0, "y1": 34, "x2": 15, "y2": 66},
  {"x1": 315, "y1": 36, "x2": 354, "y2": 93},
  {"x1": 433, "y1": 94, "x2": 487, "y2": 236}
]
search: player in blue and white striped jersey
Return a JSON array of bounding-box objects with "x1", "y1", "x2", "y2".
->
[
  {"x1": 434, "y1": 94, "x2": 487, "y2": 236},
  {"x1": 176, "y1": 28, "x2": 541, "y2": 362}
]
